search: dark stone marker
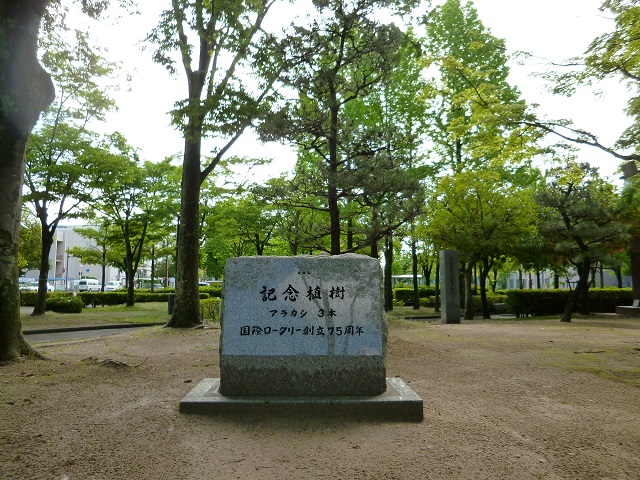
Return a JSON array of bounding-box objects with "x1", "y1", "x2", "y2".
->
[{"x1": 440, "y1": 249, "x2": 461, "y2": 324}]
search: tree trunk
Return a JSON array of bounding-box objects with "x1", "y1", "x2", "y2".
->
[
  {"x1": 479, "y1": 257, "x2": 492, "y2": 319},
  {"x1": 384, "y1": 234, "x2": 393, "y2": 312},
  {"x1": 32, "y1": 227, "x2": 54, "y2": 316},
  {"x1": 599, "y1": 265, "x2": 604, "y2": 289},
  {"x1": 463, "y1": 262, "x2": 474, "y2": 320},
  {"x1": 411, "y1": 237, "x2": 419, "y2": 310},
  {"x1": 100, "y1": 246, "x2": 107, "y2": 292},
  {"x1": 168, "y1": 135, "x2": 203, "y2": 327},
  {"x1": 126, "y1": 266, "x2": 135, "y2": 306},
  {"x1": 370, "y1": 240, "x2": 379, "y2": 259},
  {"x1": 328, "y1": 88, "x2": 341, "y2": 255},
  {"x1": 561, "y1": 258, "x2": 591, "y2": 322},
  {"x1": 0, "y1": 0, "x2": 55, "y2": 361},
  {"x1": 124, "y1": 242, "x2": 135, "y2": 307},
  {"x1": 630, "y1": 235, "x2": 640, "y2": 300},
  {"x1": 434, "y1": 260, "x2": 440, "y2": 313},
  {"x1": 578, "y1": 259, "x2": 592, "y2": 315}
]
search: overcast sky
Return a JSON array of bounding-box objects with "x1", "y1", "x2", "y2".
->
[{"x1": 82, "y1": 0, "x2": 629, "y2": 182}]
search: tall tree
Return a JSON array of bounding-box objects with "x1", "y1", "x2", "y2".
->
[
  {"x1": 528, "y1": 0, "x2": 640, "y2": 300},
  {"x1": 18, "y1": 208, "x2": 43, "y2": 276},
  {"x1": 422, "y1": 0, "x2": 537, "y2": 174},
  {"x1": 148, "y1": 0, "x2": 284, "y2": 328},
  {"x1": 0, "y1": 1, "x2": 56, "y2": 360},
  {"x1": 25, "y1": 22, "x2": 115, "y2": 315},
  {"x1": 0, "y1": 0, "x2": 132, "y2": 362},
  {"x1": 260, "y1": 0, "x2": 411, "y2": 255},
  {"x1": 66, "y1": 224, "x2": 123, "y2": 291},
  {"x1": 90, "y1": 136, "x2": 177, "y2": 306},
  {"x1": 536, "y1": 161, "x2": 629, "y2": 322},
  {"x1": 428, "y1": 168, "x2": 538, "y2": 319}
]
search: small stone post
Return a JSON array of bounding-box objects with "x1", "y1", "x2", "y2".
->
[{"x1": 440, "y1": 249, "x2": 460, "y2": 324}]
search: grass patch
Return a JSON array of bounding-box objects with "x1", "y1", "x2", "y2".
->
[{"x1": 22, "y1": 302, "x2": 169, "y2": 331}]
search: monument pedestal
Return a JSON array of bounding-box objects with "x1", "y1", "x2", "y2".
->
[
  {"x1": 180, "y1": 377, "x2": 424, "y2": 421},
  {"x1": 182, "y1": 254, "x2": 424, "y2": 422}
]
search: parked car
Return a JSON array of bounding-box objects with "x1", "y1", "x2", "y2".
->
[
  {"x1": 22, "y1": 281, "x2": 53, "y2": 292},
  {"x1": 104, "y1": 280, "x2": 123, "y2": 292},
  {"x1": 78, "y1": 279, "x2": 101, "y2": 292}
]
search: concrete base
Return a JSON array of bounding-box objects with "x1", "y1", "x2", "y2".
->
[
  {"x1": 615, "y1": 306, "x2": 640, "y2": 316},
  {"x1": 180, "y1": 377, "x2": 423, "y2": 422}
]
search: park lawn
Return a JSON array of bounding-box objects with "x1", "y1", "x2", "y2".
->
[{"x1": 21, "y1": 302, "x2": 170, "y2": 331}]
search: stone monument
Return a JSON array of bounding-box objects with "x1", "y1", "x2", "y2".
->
[
  {"x1": 219, "y1": 254, "x2": 386, "y2": 396},
  {"x1": 440, "y1": 249, "x2": 461, "y2": 324},
  {"x1": 180, "y1": 254, "x2": 423, "y2": 421}
]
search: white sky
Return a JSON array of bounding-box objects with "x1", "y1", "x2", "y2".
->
[{"x1": 80, "y1": 0, "x2": 630, "y2": 182}]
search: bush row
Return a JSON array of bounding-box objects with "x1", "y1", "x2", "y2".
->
[
  {"x1": 395, "y1": 286, "x2": 632, "y2": 316},
  {"x1": 145, "y1": 286, "x2": 222, "y2": 298},
  {"x1": 20, "y1": 291, "x2": 74, "y2": 307},
  {"x1": 46, "y1": 296, "x2": 83, "y2": 313},
  {"x1": 505, "y1": 288, "x2": 634, "y2": 317},
  {"x1": 394, "y1": 286, "x2": 508, "y2": 301},
  {"x1": 79, "y1": 291, "x2": 211, "y2": 307},
  {"x1": 200, "y1": 297, "x2": 222, "y2": 323}
]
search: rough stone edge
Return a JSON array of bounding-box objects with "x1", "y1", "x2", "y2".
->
[{"x1": 179, "y1": 377, "x2": 424, "y2": 422}]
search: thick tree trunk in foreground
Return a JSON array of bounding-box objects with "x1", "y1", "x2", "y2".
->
[
  {"x1": 0, "y1": 0, "x2": 55, "y2": 361},
  {"x1": 167, "y1": 136, "x2": 203, "y2": 328}
]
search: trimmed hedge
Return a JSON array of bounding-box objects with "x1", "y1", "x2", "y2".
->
[
  {"x1": 46, "y1": 295, "x2": 83, "y2": 313},
  {"x1": 20, "y1": 291, "x2": 37, "y2": 306},
  {"x1": 20, "y1": 290, "x2": 74, "y2": 307},
  {"x1": 79, "y1": 291, "x2": 211, "y2": 307},
  {"x1": 199, "y1": 286, "x2": 222, "y2": 298},
  {"x1": 505, "y1": 288, "x2": 634, "y2": 317},
  {"x1": 200, "y1": 297, "x2": 222, "y2": 323},
  {"x1": 393, "y1": 288, "x2": 416, "y2": 305},
  {"x1": 418, "y1": 286, "x2": 436, "y2": 297}
]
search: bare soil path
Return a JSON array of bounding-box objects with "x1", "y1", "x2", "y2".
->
[{"x1": 2, "y1": 316, "x2": 639, "y2": 479}]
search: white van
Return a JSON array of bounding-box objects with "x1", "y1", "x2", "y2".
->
[{"x1": 78, "y1": 279, "x2": 101, "y2": 292}]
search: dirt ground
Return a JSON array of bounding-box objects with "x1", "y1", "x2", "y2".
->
[{"x1": 1, "y1": 315, "x2": 639, "y2": 480}]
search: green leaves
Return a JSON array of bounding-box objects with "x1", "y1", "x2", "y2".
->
[{"x1": 535, "y1": 160, "x2": 628, "y2": 266}]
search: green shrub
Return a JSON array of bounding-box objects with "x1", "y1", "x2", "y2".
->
[
  {"x1": 199, "y1": 286, "x2": 222, "y2": 298},
  {"x1": 504, "y1": 288, "x2": 632, "y2": 317},
  {"x1": 394, "y1": 288, "x2": 416, "y2": 305},
  {"x1": 418, "y1": 286, "x2": 436, "y2": 298},
  {"x1": 135, "y1": 292, "x2": 171, "y2": 303},
  {"x1": 504, "y1": 290, "x2": 570, "y2": 317},
  {"x1": 589, "y1": 288, "x2": 633, "y2": 312},
  {"x1": 200, "y1": 297, "x2": 221, "y2": 323},
  {"x1": 79, "y1": 291, "x2": 212, "y2": 307},
  {"x1": 46, "y1": 295, "x2": 83, "y2": 313},
  {"x1": 20, "y1": 291, "x2": 37, "y2": 306},
  {"x1": 49, "y1": 291, "x2": 74, "y2": 298}
]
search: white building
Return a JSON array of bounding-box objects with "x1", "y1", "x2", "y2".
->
[{"x1": 22, "y1": 225, "x2": 122, "y2": 291}]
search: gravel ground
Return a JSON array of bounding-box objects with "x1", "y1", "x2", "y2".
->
[{"x1": 1, "y1": 316, "x2": 639, "y2": 479}]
